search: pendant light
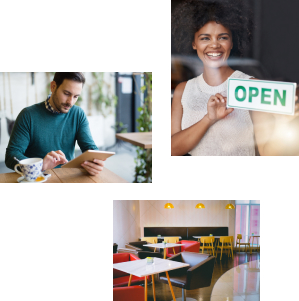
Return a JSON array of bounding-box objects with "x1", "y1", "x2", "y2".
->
[
  {"x1": 225, "y1": 202, "x2": 235, "y2": 209},
  {"x1": 195, "y1": 203, "x2": 205, "y2": 209},
  {"x1": 164, "y1": 203, "x2": 174, "y2": 209}
]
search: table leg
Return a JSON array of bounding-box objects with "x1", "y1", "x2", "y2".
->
[
  {"x1": 166, "y1": 271, "x2": 176, "y2": 301},
  {"x1": 152, "y1": 275, "x2": 156, "y2": 301},
  {"x1": 164, "y1": 249, "x2": 166, "y2": 259},
  {"x1": 144, "y1": 276, "x2": 148, "y2": 301},
  {"x1": 128, "y1": 274, "x2": 132, "y2": 286}
]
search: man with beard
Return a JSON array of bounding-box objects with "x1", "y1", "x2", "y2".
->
[{"x1": 5, "y1": 72, "x2": 105, "y2": 176}]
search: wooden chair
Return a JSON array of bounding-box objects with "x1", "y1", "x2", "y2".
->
[
  {"x1": 164, "y1": 237, "x2": 180, "y2": 254},
  {"x1": 164, "y1": 237, "x2": 180, "y2": 243},
  {"x1": 141, "y1": 237, "x2": 157, "y2": 244},
  {"x1": 141, "y1": 237, "x2": 157, "y2": 251},
  {"x1": 250, "y1": 236, "x2": 260, "y2": 253},
  {"x1": 216, "y1": 236, "x2": 234, "y2": 260},
  {"x1": 200, "y1": 236, "x2": 215, "y2": 256},
  {"x1": 236, "y1": 234, "x2": 250, "y2": 253}
]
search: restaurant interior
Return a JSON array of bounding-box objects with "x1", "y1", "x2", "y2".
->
[{"x1": 113, "y1": 200, "x2": 260, "y2": 301}]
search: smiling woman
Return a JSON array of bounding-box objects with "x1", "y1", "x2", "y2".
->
[
  {"x1": 171, "y1": 0, "x2": 255, "y2": 156},
  {"x1": 171, "y1": 0, "x2": 299, "y2": 156}
]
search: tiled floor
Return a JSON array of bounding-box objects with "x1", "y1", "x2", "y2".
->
[
  {"x1": 211, "y1": 260, "x2": 260, "y2": 301},
  {"x1": 138, "y1": 252, "x2": 260, "y2": 301},
  {"x1": 0, "y1": 143, "x2": 137, "y2": 183}
]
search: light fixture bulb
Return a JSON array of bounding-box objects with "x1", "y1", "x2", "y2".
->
[
  {"x1": 225, "y1": 203, "x2": 235, "y2": 209},
  {"x1": 164, "y1": 203, "x2": 174, "y2": 209},
  {"x1": 195, "y1": 203, "x2": 205, "y2": 209}
]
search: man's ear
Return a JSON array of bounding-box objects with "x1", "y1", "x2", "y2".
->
[{"x1": 50, "y1": 81, "x2": 57, "y2": 93}]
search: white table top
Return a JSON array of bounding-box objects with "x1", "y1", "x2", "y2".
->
[
  {"x1": 144, "y1": 243, "x2": 184, "y2": 249},
  {"x1": 113, "y1": 258, "x2": 189, "y2": 277}
]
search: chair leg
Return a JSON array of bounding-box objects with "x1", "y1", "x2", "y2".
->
[{"x1": 220, "y1": 247, "x2": 223, "y2": 260}]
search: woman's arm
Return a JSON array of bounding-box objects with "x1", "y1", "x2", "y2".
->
[{"x1": 171, "y1": 82, "x2": 234, "y2": 156}]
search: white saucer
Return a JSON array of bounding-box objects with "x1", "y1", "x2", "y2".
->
[{"x1": 17, "y1": 173, "x2": 51, "y2": 183}]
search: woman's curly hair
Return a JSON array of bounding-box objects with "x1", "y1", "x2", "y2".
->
[{"x1": 172, "y1": 0, "x2": 253, "y2": 55}]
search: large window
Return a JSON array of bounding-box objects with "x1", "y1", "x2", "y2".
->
[{"x1": 235, "y1": 200, "x2": 260, "y2": 246}]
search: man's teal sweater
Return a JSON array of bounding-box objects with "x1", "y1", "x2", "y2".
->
[{"x1": 5, "y1": 102, "x2": 98, "y2": 170}]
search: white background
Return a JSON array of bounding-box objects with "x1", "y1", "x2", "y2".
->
[{"x1": 0, "y1": 0, "x2": 296, "y2": 301}]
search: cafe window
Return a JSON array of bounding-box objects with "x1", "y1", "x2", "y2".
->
[{"x1": 235, "y1": 200, "x2": 260, "y2": 246}]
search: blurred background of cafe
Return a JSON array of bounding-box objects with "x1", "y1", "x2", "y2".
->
[
  {"x1": 171, "y1": 0, "x2": 299, "y2": 97},
  {"x1": 0, "y1": 72, "x2": 152, "y2": 183},
  {"x1": 113, "y1": 200, "x2": 260, "y2": 300}
]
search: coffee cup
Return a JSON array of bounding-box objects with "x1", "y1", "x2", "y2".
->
[{"x1": 14, "y1": 158, "x2": 43, "y2": 182}]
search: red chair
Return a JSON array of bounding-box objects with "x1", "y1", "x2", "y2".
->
[
  {"x1": 113, "y1": 286, "x2": 144, "y2": 301},
  {"x1": 166, "y1": 240, "x2": 200, "y2": 257},
  {"x1": 113, "y1": 253, "x2": 151, "y2": 287}
]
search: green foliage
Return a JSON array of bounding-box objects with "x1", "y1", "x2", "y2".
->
[
  {"x1": 134, "y1": 72, "x2": 152, "y2": 183},
  {"x1": 92, "y1": 72, "x2": 118, "y2": 117},
  {"x1": 112, "y1": 121, "x2": 128, "y2": 133}
]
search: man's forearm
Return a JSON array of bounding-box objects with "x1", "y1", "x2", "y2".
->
[{"x1": 5, "y1": 148, "x2": 28, "y2": 170}]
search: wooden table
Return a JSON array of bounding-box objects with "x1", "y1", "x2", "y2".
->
[
  {"x1": 116, "y1": 132, "x2": 152, "y2": 149},
  {"x1": 113, "y1": 258, "x2": 189, "y2": 301},
  {"x1": 0, "y1": 167, "x2": 128, "y2": 183}
]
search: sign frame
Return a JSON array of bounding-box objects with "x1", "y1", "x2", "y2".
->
[{"x1": 227, "y1": 78, "x2": 296, "y2": 115}]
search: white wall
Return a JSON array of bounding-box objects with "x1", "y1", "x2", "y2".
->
[
  {"x1": 139, "y1": 200, "x2": 235, "y2": 237},
  {"x1": 113, "y1": 200, "x2": 236, "y2": 247},
  {"x1": 113, "y1": 200, "x2": 140, "y2": 248},
  {"x1": 0, "y1": 72, "x2": 116, "y2": 161}
]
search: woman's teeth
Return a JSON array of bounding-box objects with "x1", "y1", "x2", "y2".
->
[{"x1": 207, "y1": 53, "x2": 222, "y2": 57}]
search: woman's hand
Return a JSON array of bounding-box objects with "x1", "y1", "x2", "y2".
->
[
  {"x1": 206, "y1": 93, "x2": 234, "y2": 123},
  {"x1": 43, "y1": 150, "x2": 68, "y2": 171}
]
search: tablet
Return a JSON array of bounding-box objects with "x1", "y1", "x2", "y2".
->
[{"x1": 61, "y1": 150, "x2": 115, "y2": 169}]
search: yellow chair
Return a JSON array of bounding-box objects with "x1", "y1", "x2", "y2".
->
[
  {"x1": 164, "y1": 237, "x2": 180, "y2": 254},
  {"x1": 200, "y1": 236, "x2": 215, "y2": 256},
  {"x1": 216, "y1": 236, "x2": 234, "y2": 260},
  {"x1": 249, "y1": 235, "x2": 260, "y2": 253},
  {"x1": 164, "y1": 237, "x2": 180, "y2": 243},
  {"x1": 141, "y1": 237, "x2": 158, "y2": 252},
  {"x1": 236, "y1": 234, "x2": 250, "y2": 253},
  {"x1": 141, "y1": 237, "x2": 157, "y2": 244}
]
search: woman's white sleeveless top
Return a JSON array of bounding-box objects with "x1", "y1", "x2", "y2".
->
[{"x1": 181, "y1": 70, "x2": 255, "y2": 156}]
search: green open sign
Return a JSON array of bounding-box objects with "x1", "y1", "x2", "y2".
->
[{"x1": 227, "y1": 78, "x2": 296, "y2": 115}]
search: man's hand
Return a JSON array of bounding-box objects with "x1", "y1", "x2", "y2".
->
[
  {"x1": 43, "y1": 150, "x2": 68, "y2": 171},
  {"x1": 81, "y1": 159, "x2": 105, "y2": 176}
]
